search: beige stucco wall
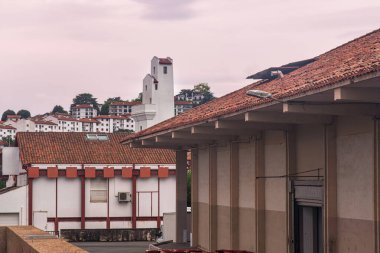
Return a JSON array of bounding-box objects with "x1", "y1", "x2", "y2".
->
[
  {"x1": 197, "y1": 147, "x2": 210, "y2": 250},
  {"x1": 296, "y1": 124, "x2": 325, "y2": 177},
  {"x1": 216, "y1": 144, "x2": 231, "y2": 249},
  {"x1": 238, "y1": 142, "x2": 256, "y2": 251},
  {"x1": 336, "y1": 116, "x2": 375, "y2": 253},
  {"x1": 264, "y1": 131, "x2": 287, "y2": 253},
  {"x1": 192, "y1": 115, "x2": 378, "y2": 252}
]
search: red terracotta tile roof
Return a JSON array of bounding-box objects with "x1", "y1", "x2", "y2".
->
[
  {"x1": 95, "y1": 115, "x2": 131, "y2": 120},
  {"x1": 110, "y1": 101, "x2": 142, "y2": 106},
  {"x1": 71, "y1": 104, "x2": 94, "y2": 109},
  {"x1": 159, "y1": 57, "x2": 173, "y2": 65},
  {"x1": 79, "y1": 118, "x2": 99, "y2": 123},
  {"x1": 56, "y1": 116, "x2": 80, "y2": 122},
  {"x1": 124, "y1": 29, "x2": 380, "y2": 142},
  {"x1": 16, "y1": 132, "x2": 175, "y2": 165},
  {"x1": 0, "y1": 125, "x2": 16, "y2": 130},
  {"x1": 32, "y1": 120, "x2": 57, "y2": 125}
]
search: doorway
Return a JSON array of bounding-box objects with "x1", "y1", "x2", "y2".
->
[
  {"x1": 294, "y1": 205, "x2": 323, "y2": 253},
  {"x1": 292, "y1": 180, "x2": 323, "y2": 253}
]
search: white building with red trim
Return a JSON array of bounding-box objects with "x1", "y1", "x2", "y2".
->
[
  {"x1": 0, "y1": 132, "x2": 176, "y2": 231},
  {"x1": 95, "y1": 115, "x2": 135, "y2": 133},
  {"x1": 0, "y1": 124, "x2": 16, "y2": 140},
  {"x1": 109, "y1": 101, "x2": 141, "y2": 116},
  {"x1": 70, "y1": 104, "x2": 98, "y2": 119}
]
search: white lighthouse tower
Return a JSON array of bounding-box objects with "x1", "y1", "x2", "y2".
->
[{"x1": 132, "y1": 56, "x2": 175, "y2": 132}]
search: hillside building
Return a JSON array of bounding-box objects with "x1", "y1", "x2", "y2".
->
[
  {"x1": 71, "y1": 104, "x2": 98, "y2": 119},
  {"x1": 109, "y1": 101, "x2": 141, "y2": 116}
]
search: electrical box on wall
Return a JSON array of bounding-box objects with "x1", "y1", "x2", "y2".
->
[{"x1": 118, "y1": 192, "x2": 132, "y2": 202}]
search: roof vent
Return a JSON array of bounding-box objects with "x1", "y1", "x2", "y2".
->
[{"x1": 86, "y1": 134, "x2": 109, "y2": 141}]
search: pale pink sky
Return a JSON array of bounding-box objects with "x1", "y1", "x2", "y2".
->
[{"x1": 0, "y1": 0, "x2": 379, "y2": 115}]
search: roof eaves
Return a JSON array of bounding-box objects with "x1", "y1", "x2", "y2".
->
[{"x1": 124, "y1": 69, "x2": 380, "y2": 144}]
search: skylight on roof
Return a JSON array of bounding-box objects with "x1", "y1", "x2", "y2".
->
[{"x1": 86, "y1": 134, "x2": 109, "y2": 141}]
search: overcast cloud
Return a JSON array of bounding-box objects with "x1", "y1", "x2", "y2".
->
[{"x1": 0, "y1": 0, "x2": 379, "y2": 115}]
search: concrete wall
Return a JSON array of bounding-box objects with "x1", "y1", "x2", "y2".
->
[
  {"x1": 2, "y1": 148, "x2": 22, "y2": 176},
  {"x1": 197, "y1": 147, "x2": 210, "y2": 250},
  {"x1": 264, "y1": 131, "x2": 287, "y2": 253},
  {"x1": 0, "y1": 186, "x2": 27, "y2": 226},
  {"x1": 296, "y1": 125, "x2": 325, "y2": 177},
  {"x1": 3, "y1": 226, "x2": 87, "y2": 253},
  {"x1": 0, "y1": 227, "x2": 6, "y2": 253},
  {"x1": 336, "y1": 116, "x2": 375, "y2": 252},
  {"x1": 216, "y1": 144, "x2": 231, "y2": 249},
  {"x1": 191, "y1": 115, "x2": 378, "y2": 252},
  {"x1": 238, "y1": 142, "x2": 255, "y2": 251}
]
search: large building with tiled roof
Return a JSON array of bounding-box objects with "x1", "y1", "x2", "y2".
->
[
  {"x1": 123, "y1": 29, "x2": 380, "y2": 252},
  {"x1": 0, "y1": 132, "x2": 176, "y2": 232}
]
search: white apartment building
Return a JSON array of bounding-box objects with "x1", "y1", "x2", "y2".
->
[
  {"x1": 95, "y1": 115, "x2": 135, "y2": 133},
  {"x1": 109, "y1": 102, "x2": 141, "y2": 116},
  {"x1": 71, "y1": 104, "x2": 98, "y2": 119},
  {"x1": 0, "y1": 124, "x2": 16, "y2": 140},
  {"x1": 174, "y1": 101, "x2": 193, "y2": 116},
  {"x1": 132, "y1": 57, "x2": 174, "y2": 132},
  {"x1": 33, "y1": 120, "x2": 58, "y2": 132}
]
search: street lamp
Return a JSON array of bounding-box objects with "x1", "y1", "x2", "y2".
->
[{"x1": 246, "y1": 89, "x2": 285, "y2": 103}]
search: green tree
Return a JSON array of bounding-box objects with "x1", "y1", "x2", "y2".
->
[
  {"x1": 1, "y1": 109, "x2": 16, "y2": 121},
  {"x1": 16, "y1": 109, "x2": 31, "y2": 119},
  {"x1": 193, "y1": 83, "x2": 210, "y2": 93},
  {"x1": 72, "y1": 93, "x2": 99, "y2": 111},
  {"x1": 52, "y1": 105, "x2": 67, "y2": 114},
  {"x1": 178, "y1": 89, "x2": 193, "y2": 99},
  {"x1": 193, "y1": 83, "x2": 215, "y2": 106},
  {"x1": 131, "y1": 93, "x2": 142, "y2": 102},
  {"x1": 2, "y1": 136, "x2": 15, "y2": 147},
  {"x1": 100, "y1": 97, "x2": 123, "y2": 115}
]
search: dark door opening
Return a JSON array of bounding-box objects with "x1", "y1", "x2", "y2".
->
[{"x1": 294, "y1": 205, "x2": 323, "y2": 253}]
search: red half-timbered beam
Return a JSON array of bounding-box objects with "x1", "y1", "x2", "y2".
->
[
  {"x1": 132, "y1": 165, "x2": 137, "y2": 229},
  {"x1": 106, "y1": 179, "x2": 110, "y2": 229},
  {"x1": 28, "y1": 178, "x2": 33, "y2": 226},
  {"x1": 81, "y1": 174, "x2": 85, "y2": 229}
]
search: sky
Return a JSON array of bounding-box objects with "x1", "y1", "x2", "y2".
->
[{"x1": 0, "y1": 0, "x2": 379, "y2": 115}]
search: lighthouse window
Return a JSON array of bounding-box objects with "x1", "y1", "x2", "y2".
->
[
  {"x1": 155, "y1": 83, "x2": 158, "y2": 90},
  {"x1": 163, "y1": 66, "x2": 167, "y2": 74}
]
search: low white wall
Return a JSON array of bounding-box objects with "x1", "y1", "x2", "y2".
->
[{"x1": 0, "y1": 186, "x2": 27, "y2": 226}]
